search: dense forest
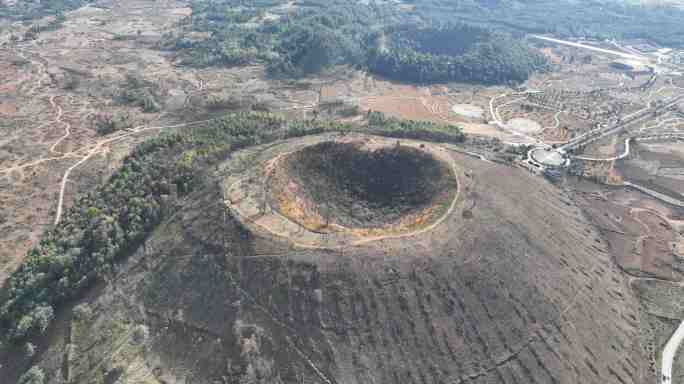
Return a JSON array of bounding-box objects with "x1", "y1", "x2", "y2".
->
[
  {"x1": 163, "y1": 0, "x2": 546, "y2": 85},
  {"x1": 164, "y1": 0, "x2": 390, "y2": 77},
  {"x1": 161, "y1": 0, "x2": 684, "y2": 84},
  {"x1": 367, "y1": 24, "x2": 549, "y2": 85},
  {"x1": 414, "y1": 0, "x2": 684, "y2": 48},
  {"x1": 0, "y1": 112, "x2": 464, "y2": 344}
]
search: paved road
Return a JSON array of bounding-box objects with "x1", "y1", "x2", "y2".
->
[
  {"x1": 525, "y1": 95, "x2": 683, "y2": 167},
  {"x1": 529, "y1": 35, "x2": 648, "y2": 61},
  {"x1": 620, "y1": 180, "x2": 684, "y2": 384},
  {"x1": 637, "y1": 133, "x2": 684, "y2": 142},
  {"x1": 623, "y1": 181, "x2": 684, "y2": 208},
  {"x1": 488, "y1": 92, "x2": 543, "y2": 145},
  {"x1": 560, "y1": 94, "x2": 684, "y2": 152},
  {"x1": 531, "y1": 35, "x2": 684, "y2": 383},
  {"x1": 573, "y1": 138, "x2": 631, "y2": 161},
  {"x1": 570, "y1": 134, "x2": 684, "y2": 162},
  {"x1": 662, "y1": 321, "x2": 684, "y2": 384}
]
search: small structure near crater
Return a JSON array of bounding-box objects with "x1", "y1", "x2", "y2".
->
[{"x1": 530, "y1": 147, "x2": 566, "y2": 167}]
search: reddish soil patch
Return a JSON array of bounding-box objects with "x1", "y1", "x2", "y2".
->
[
  {"x1": 574, "y1": 183, "x2": 684, "y2": 281},
  {"x1": 0, "y1": 102, "x2": 17, "y2": 116},
  {"x1": 541, "y1": 48, "x2": 563, "y2": 64},
  {"x1": 0, "y1": 83, "x2": 17, "y2": 93},
  {"x1": 360, "y1": 84, "x2": 452, "y2": 123}
]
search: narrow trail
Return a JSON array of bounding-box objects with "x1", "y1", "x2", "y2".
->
[
  {"x1": 16, "y1": 46, "x2": 49, "y2": 97},
  {"x1": 0, "y1": 73, "x2": 217, "y2": 228},
  {"x1": 48, "y1": 95, "x2": 71, "y2": 154},
  {"x1": 5, "y1": 37, "x2": 684, "y2": 382},
  {"x1": 47, "y1": 118, "x2": 217, "y2": 225},
  {"x1": 0, "y1": 153, "x2": 80, "y2": 175},
  {"x1": 53, "y1": 146, "x2": 103, "y2": 225}
]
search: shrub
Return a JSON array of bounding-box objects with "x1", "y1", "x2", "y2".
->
[
  {"x1": 72, "y1": 303, "x2": 93, "y2": 320},
  {"x1": 18, "y1": 366, "x2": 46, "y2": 384},
  {"x1": 23, "y1": 342, "x2": 36, "y2": 357}
]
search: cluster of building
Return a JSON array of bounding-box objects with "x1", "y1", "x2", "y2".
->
[{"x1": 622, "y1": 42, "x2": 684, "y2": 74}]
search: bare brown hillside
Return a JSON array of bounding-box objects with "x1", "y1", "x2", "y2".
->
[{"x1": 13, "y1": 136, "x2": 646, "y2": 384}]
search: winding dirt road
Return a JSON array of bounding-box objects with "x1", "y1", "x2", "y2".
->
[
  {"x1": 50, "y1": 118, "x2": 217, "y2": 225},
  {"x1": 1, "y1": 115, "x2": 218, "y2": 225},
  {"x1": 47, "y1": 95, "x2": 70, "y2": 154}
]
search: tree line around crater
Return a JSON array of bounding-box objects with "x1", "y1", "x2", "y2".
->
[{"x1": 0, "y1": 112, "x2": 464, "y2": 361}]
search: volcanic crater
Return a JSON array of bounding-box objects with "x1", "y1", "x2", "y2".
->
[
  {"x1": 268, "y1": 140, "x2": 458, "y2": 231},
  {"x1": 224, "y1": 134, "x2": 461, "y2": 248}
]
